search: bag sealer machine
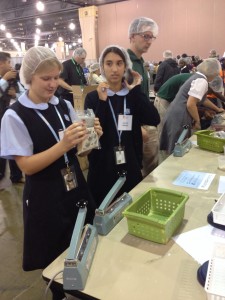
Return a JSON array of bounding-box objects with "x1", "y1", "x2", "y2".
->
[
  {"x1": 173, "y1": 125, "x2": 192, "y2": 157},
  {"x1": 63, "y1": 200, "x2": 98, "y2": 290},
  {"x1": 94, "y1": 171, "x2": 132, "y2": 235}
]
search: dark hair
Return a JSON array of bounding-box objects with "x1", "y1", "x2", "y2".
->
[
  {"x1": 101, "y1": 46, "x2": 126, "y2": 65},
  {"x1": 0, "y1": 52, "x2": 11, "y2": 62}
]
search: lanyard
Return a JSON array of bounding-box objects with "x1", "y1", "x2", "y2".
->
[
  {"x1": 34, "y1": 106, "x2": 69, "y2": 165},
  {"x1": 108, "y1": 97, "x2": 127, "y2": 146}
]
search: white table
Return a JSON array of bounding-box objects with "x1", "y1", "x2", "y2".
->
[{"x1": 43, "y1": 139, "x2": 224, "y2": 300}]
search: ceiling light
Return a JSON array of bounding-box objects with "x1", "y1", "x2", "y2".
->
[
  {"x1": 36, "y1": 18, "x2": 42, "y2": 25},
  {"x1": 0, "y1": 24, "x2": 6, "y2": 31},
  {"x1": 78, "y1": 38, "x2": 82, "y2": 44},
  {"x1": 36, "y1": 1, "x2": 45, "y2": 12},
  {"x1": 69, "y1": 23, "x2": 75, "y2": 30},
  {"x1": 58, "y1": 37, "x2": 63, "y2": 42},
  {"x1": 36, "y1": 28, "x2": 41, "y2": 34},
  {"x1": 6, "y1": 32, "x2": 12, "y2": 38}
]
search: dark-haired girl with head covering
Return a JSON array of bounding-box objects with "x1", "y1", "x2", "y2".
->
[{"x1": 84, "y1": 45, "x2": 160, "y2": 206}]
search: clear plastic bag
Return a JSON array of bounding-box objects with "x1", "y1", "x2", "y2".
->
[
  {"x1": 210, "y1": 131, "x2": 225, "y2": 139},
  {"x1": 76, "y1": 109, "x2": 100, "y2": 155}
]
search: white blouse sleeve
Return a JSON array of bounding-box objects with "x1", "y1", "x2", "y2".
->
[
  {"x1": 188, "y1": 78, "x2": 208, "y2": 100},
  {"x1": 0, "y1": 109, "x2": 34, "y2": 158},
  {"x1": 65, "y1": 100, "x2": 78, "y2": 122}
]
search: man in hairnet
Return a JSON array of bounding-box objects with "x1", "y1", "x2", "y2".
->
[
  {"x1": 127, "y1": 17, "x2": 160, "y2": 177},
  {"x1": 160, "y1": 58, "x2": 224, "y2": 155}
]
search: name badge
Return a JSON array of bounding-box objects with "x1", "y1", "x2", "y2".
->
[
  {"x1": 114, "y1": 146, "x2": 126, "y2": 165},
  {"x1": 61, "y1": 165, "x2": 78, "y2": 191},
  {"x1": 118, "y1": 115, "x2": 132, "y2": 131}
]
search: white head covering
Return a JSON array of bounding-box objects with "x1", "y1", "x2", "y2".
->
[
  {"x1": 209, "y1": 75, "x2": 223, "y2": 92},
  {"x1": 99, "y1": 45, "x2": 133, "y2": 81},
  {"x1": 197, "y1": 58, "x2": 221, "y2": 78},
  {"x1": 128, "y1": 17, "x2": 159, "y2": 38},
  {"x1": 20, "y1": 46, "x2": 59, "y2": 88}
]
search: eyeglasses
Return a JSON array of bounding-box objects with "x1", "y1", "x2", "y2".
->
[{"x1": 137, "y1": 33, "x2": 156, "y2": 42}]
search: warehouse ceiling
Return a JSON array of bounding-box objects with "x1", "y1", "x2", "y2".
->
[{"x1": 0, "y1": 0, "x2": 126, "y2": 52}]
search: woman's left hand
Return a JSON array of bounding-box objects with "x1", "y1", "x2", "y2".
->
[
  {"x1": 124, "y1": 70, "x2": 142, "y2": 90},
  {"x1": 94, "y1": 117, "x2": 103, "y2": 138}
]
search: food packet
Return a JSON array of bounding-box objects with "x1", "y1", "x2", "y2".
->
[{"x1": 76, "y1": 109, "x2": 100, "y2": 155}]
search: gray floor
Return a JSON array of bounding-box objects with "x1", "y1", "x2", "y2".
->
[
  {"x1": 0, "y1": 164, "x2": 81, "y2": 300},
  {"x1": 0, "y1": 171, "x2": 52, "y2": 300}
]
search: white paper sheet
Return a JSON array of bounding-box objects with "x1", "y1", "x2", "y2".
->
[
  {"x1": 173, "y1": 225, "x2": 225, "y2": 265},
  {"x1": 218, "y1": 176, "x2": 225, "y2": 194},
  {"x1": 173, "y1": 170, "x2": 215, "y2": 190}
]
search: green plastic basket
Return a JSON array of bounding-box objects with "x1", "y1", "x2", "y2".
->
[
  {"x1": 195, "y1": 130, "x2": 225, "y2": 153},
  {"x1": 123, "y1": 188, "x2": 189, "y2": 244}
]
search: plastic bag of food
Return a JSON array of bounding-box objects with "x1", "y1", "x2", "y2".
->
[{"x1": 76, "y1": 109, "x2": 100, "y2": 155}]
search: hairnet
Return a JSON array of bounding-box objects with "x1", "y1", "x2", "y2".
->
[
  {"x1": 20, "y1": 46, "x2": 60, "y2": 88},
  {"x1": 128, "y1": 17, "x2": 159, "y2": 38},
  {"x1": 99, "y1": 45, "x2": 133, "y2": 80},
  {"x1": 163, "y1": 50, "x2": 173, "y2": 59},
  {"x1": 73, "y1": 47, "x2": 87, "y2": 57},
  {"x1": 89, "y1": 62, "x2": 100, "y2": 73},
  {"x1": 209, "y1": 75, "x2": 223, "y2": 93},
  {"x1": 197, "y1": 58, "x2": 221, "y2": 78}
]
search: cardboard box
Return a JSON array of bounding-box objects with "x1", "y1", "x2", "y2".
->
[
  {"x1": 72, "y1": 85, "x2": 97, "y2": 111},
  {"x1": 72, "y1": 85, "x2": 97, "y2": 171}
]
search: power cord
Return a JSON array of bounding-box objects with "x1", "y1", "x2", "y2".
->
[{"x1": 44, "y1": 269, "x2": 64, "y2": 299}]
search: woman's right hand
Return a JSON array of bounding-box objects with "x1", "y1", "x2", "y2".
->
[
  {"x1": 193, "y1": 120, "x2": 201, "y2": 130},
  {"x1": 61, "y1": 121, "x2": 88, "y2": 151},
  {"x1": 97, "y1": 82, "x2": 109, "y2": 101}
]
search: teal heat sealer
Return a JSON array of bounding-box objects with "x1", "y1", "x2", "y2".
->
[
  {"x1": 173, "y1": 125, "x2": 192, "y2": 157},
  {"x1": 63, "y1": 200, "x2": 98, "y2": 290},
  {"x1": 94, "y1": 171, "x2": 132, "y2": 235}
]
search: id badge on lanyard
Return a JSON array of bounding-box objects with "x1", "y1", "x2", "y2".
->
[{"x1": 109, "y1": 97, "x2": 132, "y2": 165}]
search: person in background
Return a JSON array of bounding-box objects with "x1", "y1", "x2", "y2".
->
[
  {"x1": 143, "y1": 61, "x2": 151, "y2": 91},
  {"x1": 209, "y1": 49, "x2": 219, "y2": 59},
  {"x1": 57, "y1": 47, "x2": 87, "y2": 105},
  {"x1": 160, "y1": 58, "x2": 224, "y2": 155},
  {"x1": 127, "y1": 16, "x2": 160, "y2": 177},
  {"x1": 178, "y1": 57, "x2": 190, "y2": 73},
  {"x1": 84, "y1": 45, "x2": 159, "y2": 206},
  {"x1": 82, "y1": 62, "x2": 90, "y2": 83},
  {"x1": 88, "y1": 62, "x2": 104, "y2": 85},
  {"x1": 154, "y1": 50, "x2": 180, "y2": 93},
  {"x1": 0, "y1": 46, "x2": 102, "y2": 300},
  {"x1": 154, "y1": 73, "x2": 193, "y2": 139},
  {"x1": 149, "y1": 61, "x2": 154, "y2": 84},
  {"x1": 0, "y1": 52, "x2": 25, "y2": 184},
  {"x1": 220, "y1": 57, "x2": 225, "y2": 94}
]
